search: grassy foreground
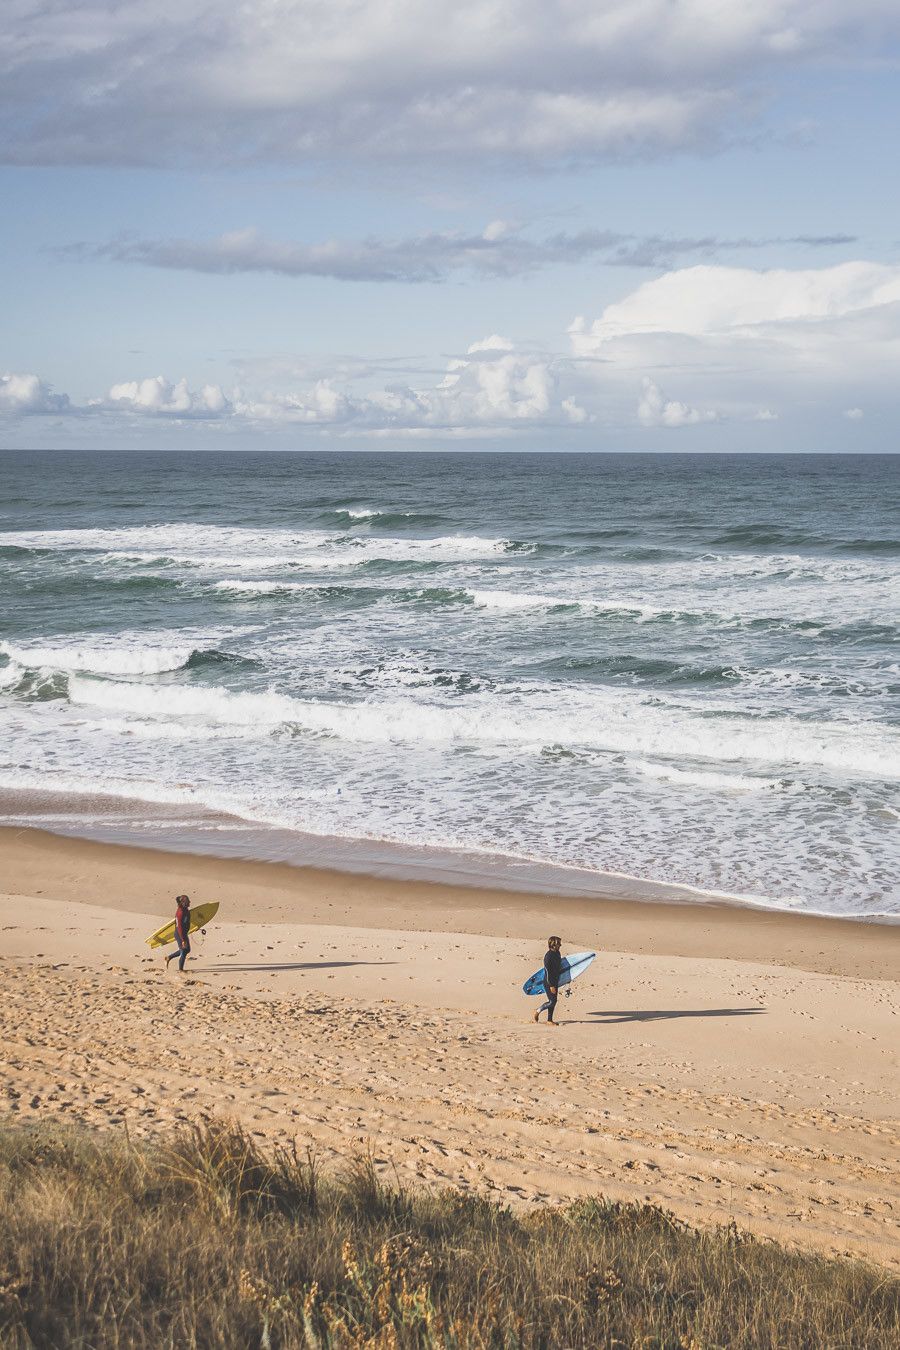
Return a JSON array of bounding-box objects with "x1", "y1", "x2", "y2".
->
[{"x1": 0, "y1": 1121, "x2": 896, "y2": 1349}]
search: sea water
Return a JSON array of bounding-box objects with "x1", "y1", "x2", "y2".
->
[{"x1": 0, "y1": 450, "x2": 897, "y2": 917}]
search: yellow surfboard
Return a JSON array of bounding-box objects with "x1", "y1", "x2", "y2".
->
[{"x1": 146, "y1": 901, "x2": 220, "y2": 949}]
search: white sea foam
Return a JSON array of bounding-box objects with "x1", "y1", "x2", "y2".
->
[
  {"x1": 0, "y1": 638, "x2": 196, "y2": 676},
  {"x1": 634, "y1": 761, "x2": 778, "y2": 793},
  {"x1": 466, "y1": 588, "x2": 664, "y2": 619},
  {"x1": 468, "y1": 589, "x2": 571, "y2": 612},
  {"x1": 0, "y1": 523, "x2": 518, "y2": 570},
  {"x1": 212, "y1": 580, "x2": 319, "y2": 595},
  {"x1": 62, "y1": 672, "x2": 900, "y2": 779},
  {"x1": 0, "y1": 661, "x2": 25, "y2": 690}
]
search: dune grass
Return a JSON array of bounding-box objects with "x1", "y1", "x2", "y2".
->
[{"x1": 0, "y1": 1119, "x2": 896, "y2": 1348}]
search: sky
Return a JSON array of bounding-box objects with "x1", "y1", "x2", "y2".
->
[{"x1": 1, "y1": 1, "x2": 899, "y2": 451}]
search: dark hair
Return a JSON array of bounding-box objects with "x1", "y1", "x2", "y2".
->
[
  {"x1": 176, "y1": 894, "x2": 190, "y2": 904},
  {"x1": 548, "y1": 935, "x2": 561, "y2": 944}
]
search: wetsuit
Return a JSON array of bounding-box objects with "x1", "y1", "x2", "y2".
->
[
  {"x1": 539, "y1": 948, "x2": 563, "y2": 1021},
  {"x1": 173, "y1": 905, "x2": 191, "y2": 971}
]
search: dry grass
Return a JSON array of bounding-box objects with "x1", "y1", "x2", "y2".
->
[{"x1": 0, "y1": 1119, "x2": 896, "y2": 1348}]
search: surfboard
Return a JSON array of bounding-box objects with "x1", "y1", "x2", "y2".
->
[
  {"x1": 146, "y1": 901, "x2": 220, "y2": 950},
  {"x1": 523, "y1": 950, "x2": 595, "y2": 995}
]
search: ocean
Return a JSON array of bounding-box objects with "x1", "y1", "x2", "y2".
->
[{"x1": 1, "y1": 450, "x2": 897, "y2": 917}]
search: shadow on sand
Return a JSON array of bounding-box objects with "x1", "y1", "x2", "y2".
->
[
  {"x1": 575, "y1": 1006, "x2": 766, "y2": 1024},
  {"x1": 199, "y1": 960, "x2": 397, "y2": 974}
]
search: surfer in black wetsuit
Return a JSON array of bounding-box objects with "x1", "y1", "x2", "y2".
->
[
  {"x1": 533, "y1": 935, "x2": 563, "y2": 1026},
  {"x1": 165, "y1": 895, "x2": 192, "y2": 973}
]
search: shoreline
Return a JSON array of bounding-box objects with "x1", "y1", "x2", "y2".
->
[
  {"x1": 4, "y1": 784, "x2": 897, "y2": 925},
  {"x1": 3, "y1": 823, "x2": 899, "y2": 979}
]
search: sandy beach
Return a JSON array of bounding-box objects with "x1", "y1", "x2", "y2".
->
[{"x1": 2, "y1": 825, "x2": 898, "y2": 1270}]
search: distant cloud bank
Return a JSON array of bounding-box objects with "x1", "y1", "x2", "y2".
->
[{"x1": 4, "y1": 259, "x2": 897, "y2": 442}]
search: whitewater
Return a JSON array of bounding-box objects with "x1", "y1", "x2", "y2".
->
[{"x1": 1, "y1": 449, "x2": 897, "y2": 916}]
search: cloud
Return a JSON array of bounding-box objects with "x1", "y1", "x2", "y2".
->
[
  {"x1": 573, "y1": 261, "x2": 900, "y2": 341},
  {"x1": 5, "y1": 257, "x2": 898, "y2": 445},
  {"x1": 0, "y1": 372, "x2": 70, "y2": 414},
  {"x1": 2, "y1": 340, "x2": 586, "y2": 436},
  {"x1": 69, "y1": 223, "x2": 627, "y2": 283},
  {"x1": 94, "y1": 376, "x2": 230, "y2": 417},
  {"x1": 637, "y1": 377, "x2": 718, "y2": 428},
  {"x1": 234, "y1": 337, "x2": 589, "y2": 430},
  {"x1": 3, "y1": 2, "x2": 898, "y2": 168},
  {"x1": 65, "y1": 223, "x2": 859, "y2": 284},
  {"x1": 570, "y1": 259, "x2": 900, "y2": 432}
]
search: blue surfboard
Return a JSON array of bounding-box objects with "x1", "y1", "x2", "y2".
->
[{"x1": 523, "y1": 950, "x2": 596, "y2": 996}]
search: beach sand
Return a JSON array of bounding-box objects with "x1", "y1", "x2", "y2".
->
[{"x1": 1, "y1": 825, "x2": 898, "y2": 1269}]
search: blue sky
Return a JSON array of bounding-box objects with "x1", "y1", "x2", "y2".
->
[{"x1": 2, "y1": 2, "x2": 899, "y2": 450}]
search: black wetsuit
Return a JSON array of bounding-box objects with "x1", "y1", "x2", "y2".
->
[{"x1": 539, "y1": 948, "x2": 563, "y2": 1020}]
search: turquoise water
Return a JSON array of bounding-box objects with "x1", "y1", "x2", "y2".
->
[{"x1": 1, "y1": 450, "x2": 897, "y2": 915}]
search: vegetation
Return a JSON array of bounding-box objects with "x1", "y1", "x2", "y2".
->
[{"x1": 0, "y1": 1120, "x2": 896, "y2": 1348}]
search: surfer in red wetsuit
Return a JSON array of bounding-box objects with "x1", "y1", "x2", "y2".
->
[
  {"x1": 533, "y1": 935, "x2": 562, "y2": 1026},
  {"x1": 165, "y1": 895, "x2": 192, "y2": 973}
]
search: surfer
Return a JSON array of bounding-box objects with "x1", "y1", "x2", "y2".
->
[
  {"x1": 165, "y1": 895, "x2": 192, "y2": 973},
  {"x1": 533, "y1": 935, "x2": 563, "y2": 1026}
]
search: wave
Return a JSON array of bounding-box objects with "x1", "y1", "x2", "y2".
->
[
  {"x1": 211, "y1": 580, "x2": 384, "y2": 612},
  {"x1": 634, "y1": 761, "x2": 779, "y2": 793},
  {"x1": 0, "y1": 661, "x2": 68, "y2": 701},
  {"x1": 0, "y1": 636, "x2": 249, "y2": 678},
  {"x1": 468, "y1": 589, "x2": 577, "y2": 613},
  {"x1": 536, "y1": 653, "x2": 892, "y2": 698},
  {"x1": 462, "y1": 587, "x2": 898, "y2": 639},
  {"x1": 322, "y1": 507, "x2": 448, "y2": 529},
  {"x1": 834, "y1": 538, "x2": 900, "y2": 555},
  {"x1": 213, "y1": 579, "x2": 321, "y2": 596},
  {"x1": 0, "y1": 639, "x2": 195, "y2": 676},
  {"x1": 212, "y1": 578, "x2": 474, "y2": 608},
  {"x1": 708, "y1": 526, "x2": 900, "y2": 555},
  {"x1": 61, "y1": 672, "x2": 900, "y2": 779},
  {"x1": 0, "y1": 544, "x2": 55, "y2": 560},
  {"x1": 0, "y1": 522, "x2": 527, "y2": 570}
]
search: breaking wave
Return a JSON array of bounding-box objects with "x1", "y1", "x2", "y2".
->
[{"x1": 58, "y1": 672, "x2": 900, "y2": 779}]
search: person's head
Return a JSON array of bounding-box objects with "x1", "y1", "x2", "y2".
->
[
  {"x1": 176, "y1": 894, "x2": 190, "y2": 910},
  {"x1": 547, "y1": 935, "x2": 561, "y2": 951}
]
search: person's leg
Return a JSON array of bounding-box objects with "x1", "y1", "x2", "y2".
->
[
  {"x1": 546, "y1": 990, "x2": 558, "y2": 1023},
  {"x1": 178, "y1": 937, "x2": 190, "y2": 972},
  {"x1": 534, "y1": 998, "x2": 550, "y2": 1022}
]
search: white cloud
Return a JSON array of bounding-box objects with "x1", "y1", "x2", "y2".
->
[
  {"x1": 3, "y1": 2, "x2": 897, "y2": 168},
  {"x1": 0, "y1": 339, "x2": 583, "y2": 435},
  {"x1": 235, "y1": 338, "x2": 587, "y2": 430},
  {"x1": 637, "y1": 377, "x2": 718, "y2": 428},
  {"x1": 570, "y1": 260, "x2": 900, "y2": 432},
  {"x1": 5, "y1": 255, "x2": 899, "y2": 445},
  {"x1": 574, "y1": 261, "x2": 900, "y2": 342},
  {"x1": 96, "y1": 376, "x2": 230, "y2": 417},
  {"x1": 0, "y1": 372, "x2": 70, "y2": 414}
]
